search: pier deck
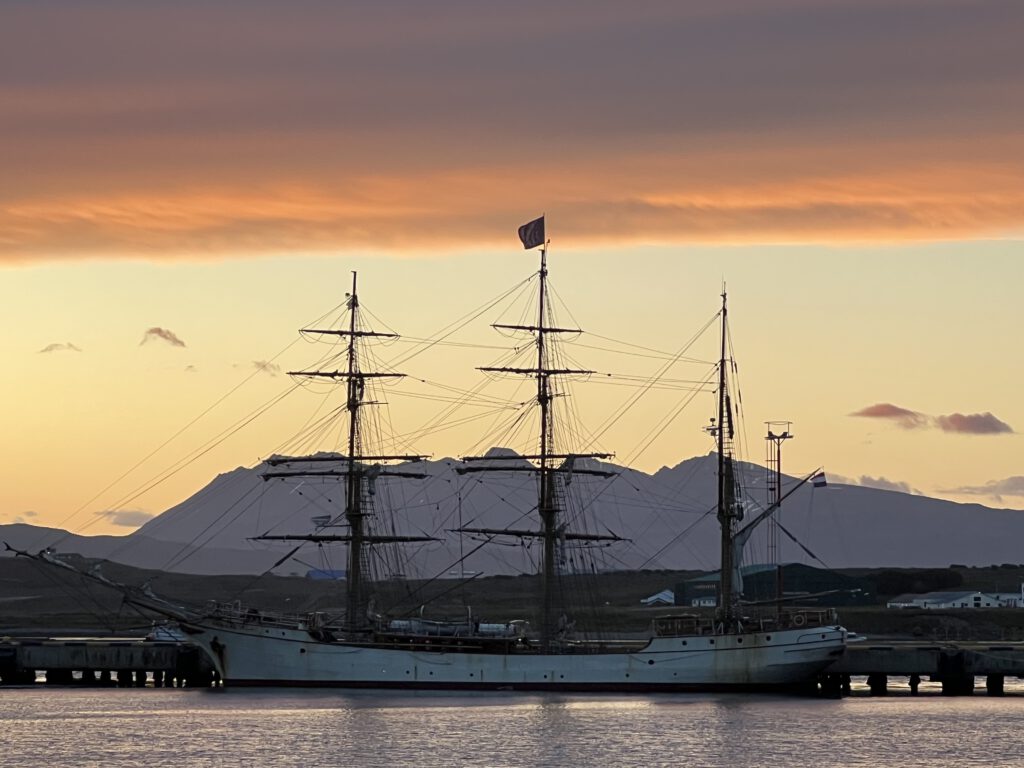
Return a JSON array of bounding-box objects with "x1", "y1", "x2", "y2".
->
[
  {"x1": 830, "y1": 641, "x2": 1024, "y2": 676},
  {"x1": 823, "y1": 641, "x2": 1024, "y2": 695},
  {"x1": 0, "y1": 636, "x2": 215, "y2": 686}
]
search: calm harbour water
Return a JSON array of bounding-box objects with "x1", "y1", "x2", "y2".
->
[{"x1": 3, "y1": 685, "x2": 1024, "y2": 767}]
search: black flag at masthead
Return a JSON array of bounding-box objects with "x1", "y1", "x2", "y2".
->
[{"x1": 518, "y1": 215, "x2": 545, "y2": 250}]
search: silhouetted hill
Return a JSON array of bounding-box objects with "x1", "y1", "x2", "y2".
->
[{"x1": 5, "y1": 452, "x2": 1023, "y2": 575}]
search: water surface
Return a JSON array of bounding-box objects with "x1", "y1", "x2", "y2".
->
[{"x1": 2, "y1": 687, "x2": 1023, "y2": 767}]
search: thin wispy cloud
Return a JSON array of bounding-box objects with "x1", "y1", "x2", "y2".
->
[
  {"x1": 850, "y1": 403, "x2": 928, "y2": 429},
  {"x1": 856, "y1": 475, "x2": 918, "y2": 495},
  {"x1": 252, "y1": 360, "x2": 281, "y2": 377},
  {"x1": 943, "y1": 476, "x2": 1024, "y2": 504},
  {"x1": 140, "y1": 327, "x2": 186, "y2": 347},
  {"x1": 934, "y1": 412, "x2": 1013, "y2": 435},
  {"x1": 826, "y1": 473, "x2": 919, "y2": 494},
  {"x1": 97, "y1": 509, "x2": 156, "y2": 527},
  {"x1": 852, "y1": 403, "x2": 1014, "y2": 435},
  {"x1": 38, "y1": 342, "x2": 82, "y2": 353}
]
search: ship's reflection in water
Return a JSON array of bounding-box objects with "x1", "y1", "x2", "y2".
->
[{"x1": 2, "y1": 686, "x2": 1021, "y2": 767}]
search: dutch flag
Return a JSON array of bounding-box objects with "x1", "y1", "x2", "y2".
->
[{"x1": 812, "y1": 471, "x2": 827, "y2": 488}]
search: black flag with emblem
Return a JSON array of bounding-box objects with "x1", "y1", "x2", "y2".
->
[{"x1": 517, "y1": 216, "x2": 545, "y2": 250}]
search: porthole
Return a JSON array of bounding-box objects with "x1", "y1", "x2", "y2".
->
[
  {"x1": 681, "y1": 640, "x2": 687, "y2": 646},
  {"x1": 709, "y1": 639, "x2": 715, "y2": 645},
  {"x1": 737, "y1": 638, "x2": 743, "y2": 644},
  {"x1": 766, "y1": 635, "x2": 772, "y2": 641},
  {"x1": 648, "y1": 659, "x2": 655, "y2": 665},
  {"x1": 299, "y1": 648, "x2": 306, "y2": 654}
]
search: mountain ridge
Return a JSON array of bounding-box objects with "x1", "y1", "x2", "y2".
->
[{"x1": 4, "y1": 452, "x2": 1022, "y2": 575}]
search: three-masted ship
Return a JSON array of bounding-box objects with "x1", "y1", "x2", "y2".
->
[{"x1": 168, "y1": 224, "x2": 847, "y2": 690}]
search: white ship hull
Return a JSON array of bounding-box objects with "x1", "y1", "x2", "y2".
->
[{"x1": 185, "y1": 623, "x2": 846, "y2": 691}]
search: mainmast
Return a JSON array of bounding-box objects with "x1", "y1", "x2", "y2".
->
[
  {"x1": 459, "y1": 222, "x2": 618, "y2": 649},
  {"x1": 254, "y1": 272, "x2": 432, "y2": 636},
  {"x1": 344, "y1": 273, "x2": 362, "y2": 622},
  {"x1": 536, "y1": 247, "x2": 557, "y2": 647}
]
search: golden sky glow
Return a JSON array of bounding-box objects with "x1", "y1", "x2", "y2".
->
[{"x1": 1, "y1": 1, "x2": 1022, "y2": 533}]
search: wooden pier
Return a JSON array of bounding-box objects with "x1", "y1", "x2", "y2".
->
[
  {"x1": 820, "y1": 641, "x2": 1024, "y2": 696},
  {"x1": 0, "y1": 637, "x2": 216, "y2": 687}
]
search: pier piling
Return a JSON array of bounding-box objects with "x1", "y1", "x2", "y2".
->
[
  {"x1": 986, "y1": 674, "x2": 1005, "y2": 696},
  {"x1": 940, "y1": 674, "x2": 975, "y2": 696},
  {"x1": 908, "y1": 674, "x2": 920, "y2": 695},
  {"x1": 867, "y1": 673, "x2": 888, "y2": 696}
]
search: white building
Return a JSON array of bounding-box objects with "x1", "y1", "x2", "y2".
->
[
  {"x1": 640, "y1": 589, "x2": 675, "y2": 607},
  {"x1": 887, "y1": 590, "x2": 1022, "y2": 609}
]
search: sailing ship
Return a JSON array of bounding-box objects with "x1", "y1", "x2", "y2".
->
[{"x1": 26, "y1": 221, "x2": 847, "y2": 690}]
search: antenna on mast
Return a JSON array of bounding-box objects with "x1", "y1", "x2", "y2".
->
[{"x1": 766, "y1": 421, "x2": 793, "y2": 612}]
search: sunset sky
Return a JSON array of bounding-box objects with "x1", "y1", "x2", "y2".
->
[{"x1": 2, "y1": 0, "x2": 1022, "y2": 535}]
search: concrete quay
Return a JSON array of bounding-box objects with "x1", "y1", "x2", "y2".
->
[{"x1": 820, "y1": 641, "x2": 1024, "y2": 696}]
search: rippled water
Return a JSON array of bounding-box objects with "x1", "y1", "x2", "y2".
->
[{"x1": 3, "y1": 686, "x2": 1024, "y2": 767}]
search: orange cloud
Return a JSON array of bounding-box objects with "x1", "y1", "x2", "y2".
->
[{"x1": 3, "y1": 150, "x2": 1021, "y2": 262}]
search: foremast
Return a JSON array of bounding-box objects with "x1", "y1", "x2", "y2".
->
[
  {"x1": 459, "y1": 236, "x2": 618, "y2": 650},
  {"x1": 712, "y1": 290, "x2": 744, "y2": 629},
  {"x1": 254, "y1": 272, "x2": 432, "y2": 636}
]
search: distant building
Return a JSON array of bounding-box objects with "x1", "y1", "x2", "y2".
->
[
  {"x1": 675, "y1": 563, "x2": 875, "y2": 608},
  {"x1": 690, "y1": 595, "x2": 718, "y2": 608},
  {"x1": 640, "y1": 589, "x2": 675, "y2": 606},
  {"x1": 887, "y1": 590, "x2": 1022, "y2": 609},
  {"x1": 992, "y1": 592, "x2": 1024, "y2": 607},
  {"x1": 444, "y1": 570, "x2": 483, "y2": 579},
  {"x1": 305, "y1": 568, "x2": 347, "y2": 581}
]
